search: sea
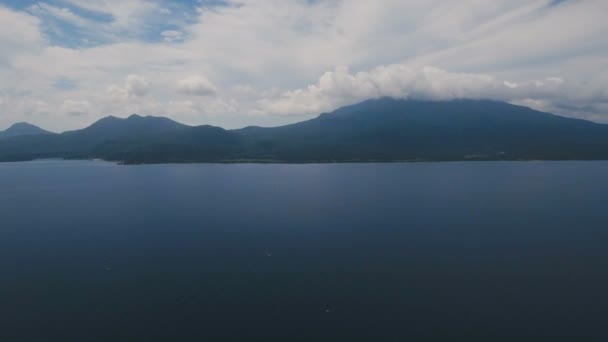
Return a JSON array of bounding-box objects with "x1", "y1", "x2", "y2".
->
[{"x1": 1, "y1": 160, "x2": 607, "y2": 341}]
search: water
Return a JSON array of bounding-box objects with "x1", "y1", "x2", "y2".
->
[{"x1": 1, "y1": 160, "x2": 607, "y2": 341}]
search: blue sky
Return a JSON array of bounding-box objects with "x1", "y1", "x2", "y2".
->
[{"x1": 0, "y1": 0, "x2": 607, "y2": 132}]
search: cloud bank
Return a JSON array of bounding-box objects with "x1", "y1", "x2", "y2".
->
[{"x1": 256, "y1": 64, "x2": 608, "y2": 118}]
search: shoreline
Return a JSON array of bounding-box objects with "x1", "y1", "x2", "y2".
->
[{"x1": 2, "y1": 157, "x2": 608, "y2": 166}]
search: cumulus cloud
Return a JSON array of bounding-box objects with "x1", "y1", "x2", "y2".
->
[
  {"x1": 255, "y1": 65, "x2": 500, "y2": 115},
  {"x1": 177, "y1": 75, "x2": 217, "y2": 97},
  {"x1": 108, "y1": 75, "x2": 150, "y2": 101},
  {"x1": 256, "y1": 64, "x2": 608, "y2": 117}
]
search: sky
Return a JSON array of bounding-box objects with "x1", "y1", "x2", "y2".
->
[{"x1": 0, "y1": 0, "x2": 607, "y2": 132}]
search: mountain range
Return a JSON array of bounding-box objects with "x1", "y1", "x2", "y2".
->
[{"x1": 1, "y1": 98, "x2": 608, "y2": 164}]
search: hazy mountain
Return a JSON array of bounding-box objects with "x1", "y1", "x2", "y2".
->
[
  {"x1": 0, "y1": 122, "x2": 53, "y2": 139},
  {"x1": 1, "y1": 98, "x2": 608, "y2": 163}
]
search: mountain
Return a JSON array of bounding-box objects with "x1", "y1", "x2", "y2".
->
[
  {"x1": 0, "y1": 122, "x2": 53, "y2": 139},
  {"x1": 235, "y1": 98, "x2": 608, "y2": 161},
  {"x1": 57, "y1": 114, "x2": 192, "y2": 157},
  {"x1": 67, "y1": 114, "x2": 188, "y2": 140},
  {"x1": 1, "y1": 98, "x2": 608, "y2": 163}
]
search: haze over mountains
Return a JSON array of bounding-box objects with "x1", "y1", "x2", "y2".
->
[{"x1": 1, "y1": 98, "x2": 608, "y2": 164}]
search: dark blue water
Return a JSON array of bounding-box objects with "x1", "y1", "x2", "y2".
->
[{"x1": 1, "y1": 160, "x2": 608, "y2": 341}]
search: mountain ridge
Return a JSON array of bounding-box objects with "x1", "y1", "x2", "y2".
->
[{"x1": 1, "y1": 98, "x2": 608, "y2": 163}]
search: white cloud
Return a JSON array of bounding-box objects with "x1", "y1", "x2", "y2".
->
[
  {"x1": 167, "y1": 98, "x2": 238, "y2": 117},
  {"x1": 0, "y1": 5, "x2": 44, "y2": 63},
  {"x1": 61, "y1": 0, "x2": 170, "y2": 34},
  {"x1": 161, "y1": 30, "x2": 183, "y2": 42},
  {"x1": 29, "y1": 100, "x2": 51, "y2": 116},
  {"x1": 177, "y1": 75, "x2": 217, "y2": 97},
  {"x1": 61, "y1": 99, "x2": 92, "y2": 116},
  {"x1": 255, "y1": 65, "x2": 501, "y2": 115},
  {"x1": 108, "y1": 75, "x2": 150, "y2": 101},
  {"x1": 231, "y1": 84, "x2": 258, "y2": 96},
  {"x1": 256, "y1": 64, "x2": 608, "y2": 118},
  {"x1": 28, "y1": 2, "x2": 91, "y2": 28}
]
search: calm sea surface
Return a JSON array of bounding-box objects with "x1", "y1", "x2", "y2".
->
[{"x1": 1, "y1": 160, "x2": 607, "y2": 341}]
